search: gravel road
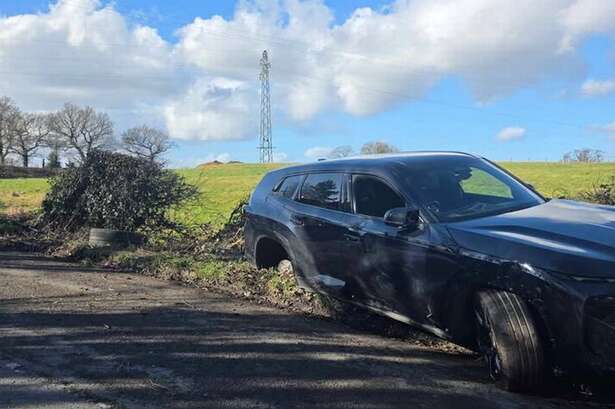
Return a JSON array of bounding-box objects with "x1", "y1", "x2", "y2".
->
[{"x1": 0, "y1": 251, "x2": 611, "y2": 409}]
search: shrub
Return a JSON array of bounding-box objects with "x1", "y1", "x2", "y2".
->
[
  {"x1": 42, "y1": 150, "x2": 198, "y2": 231},
  {"x1": 580, "y1": 177, "x2": 615, "y2": 205}
]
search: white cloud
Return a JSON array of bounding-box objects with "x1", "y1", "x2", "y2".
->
[
  {"x1": 591, "y1": 121, "x2": 615, "y2": 135},
  {"x1": 496, "y1": 127, "x2": 526, "y2": 141},
  {"x1": 175, "y1": 0, "x2": 336, "y2": 121},
  {"x1": 0, "y1": 0, "x2": 179, "y2": 114},
  {"x1": 581, "y1": 79, "x2": 615, "y2": 97},
  {"x1": 2, "y1": 0, "x2": 615, "y2": 141},
  {"x1": 560, "y1": 0, "x2": 615, "y2": 51},
  {"x1": 273, "y1": 151, "x2": 289, "y2": 162},
  {"x1": 163, "y1": 78, "x2": 256, "y2": 140},
  {"x1": 304, "y1": 146, "x2": 333, "y2": 160}
]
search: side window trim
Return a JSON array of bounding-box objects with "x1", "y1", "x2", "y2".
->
[
  {"x1": 350, "y1": 173, "x2": 408, "y2": 219},
  {"x1": 341, "y1": 173, "x2": 352, "y2": 213},
  {"x1": 292, "y1": 174, "x2": 307, "y2": 200}
]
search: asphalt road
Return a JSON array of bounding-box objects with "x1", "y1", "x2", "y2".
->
[{"x1": 0, "y1": 251, "x2": 610, "y2": 409}]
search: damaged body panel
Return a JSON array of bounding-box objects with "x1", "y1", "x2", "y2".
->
[
  {"x1": 244, "y1": 152, "x2": 615, "y2": 389},
  {"x1": 447, "y1": 198, "x2": 615, "y2": 374}
]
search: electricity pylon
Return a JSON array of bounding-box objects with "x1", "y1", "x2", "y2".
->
[{"x1": 258, "y1": 50, "x2": 273, "y2": 163}]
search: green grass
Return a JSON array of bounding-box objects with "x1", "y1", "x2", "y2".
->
[
  {"x1": 173, "y1": 162, "x2": 286, "y2": 228},
  {"x1": 1, "y1": 162, "x2": 614, "y2": 227},
  {"x1": 0, "y1": 178, "x2": 49, "y2": 215},
  {"x1": 499, "y1": 162, "x2": 615, "y2": 198}
]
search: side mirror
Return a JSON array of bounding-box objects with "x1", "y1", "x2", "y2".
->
[{"x1": 384, "y1": 207, "x2": 421, "y2": 230}]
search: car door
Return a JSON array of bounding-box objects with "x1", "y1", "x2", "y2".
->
[
  {"x1": 289, "y1": 172, "x2": 357, "y2": 297},
  {"x1": 347, "y1": 174, "x2": 459, "y2": 331},
  {"x1": 344, "y1": 174, "x2": 411, "y2": 310}
]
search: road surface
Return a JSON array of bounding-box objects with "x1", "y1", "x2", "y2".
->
[{"x1": 0, "y1": 251, "x2": 610, "y2": 409}]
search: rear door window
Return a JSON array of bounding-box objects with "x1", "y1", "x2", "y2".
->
[
  {"x1": 276, "y1": 175, "x2": 302, "y2": 199},
  {"x1": 299, "y1": 173, "x2": 342, "y2": 210}
]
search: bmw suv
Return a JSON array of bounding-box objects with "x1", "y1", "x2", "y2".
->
[{"x1": 244, "y1": 152, "x2": 615, "y2": 392}]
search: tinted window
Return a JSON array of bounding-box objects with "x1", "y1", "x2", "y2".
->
[
  {"x1": 353, "y1": 175, "x2": 405, "y2": 218},
  {"x1": 460, "y1": 167, "x2": 512, "y2": 198},
  {"x1": 277, "y1": 175, "x2": 302, "y2": 198},
  {"x1": 299, "y1": 173, "x2": 342, "y2": 210}
]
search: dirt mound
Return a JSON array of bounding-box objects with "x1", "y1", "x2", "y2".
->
[
  {"x1": 197, "y1": 160, "x2": 224, "y2": 168},
  {"x1": 197, "y1": 160, "x2": 243, "y2": 168},
  {"x1": 0, "y1": 215, "x2": 57, "y2": 252},
  {"x1": 210, "y1": 198, "x2": 248, "y2": 257}
]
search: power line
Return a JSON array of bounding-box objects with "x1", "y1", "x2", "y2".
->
[
  {"x1": 0, "y1": 46, "x2": 596, "y2": 133},
  {"x1": 0, "y1": 39, "x2": 595, "y2": 133},
  {"x1": 0, "y1": 65, "x2": 592, "y2": 133}
]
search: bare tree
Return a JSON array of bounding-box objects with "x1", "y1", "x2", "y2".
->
[
  {"x1": 49, "y1": 103, "x2": 114, "y2": 162},
  {"x1": 328, "y1": 145, "x2": 354, "y2": 159},
  {"x1": 360, "y1": 141, "x2": 400, "y2": 155},
  {"x1": 10, "y1": 113, "x2": 51, "y2": 167},
  {"x1": 0, "y1": 97, "x2": 20, "y2": 165},
  {"x1": 121, "y1": 125, "x2": 173, "y2": 162},
  {"x1": 562, "y1": 148, "x2": 604, "y2": 163}
]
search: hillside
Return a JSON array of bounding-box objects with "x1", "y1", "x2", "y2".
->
[{"x1": 1, "y1": 161, "x2": 614, "y2": 228}]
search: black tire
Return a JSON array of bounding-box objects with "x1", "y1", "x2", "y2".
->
[
  {"x1": 89, "y1": 228, "x2": 144, "y2": 248},
  {"x1": 475, "y1": 290, "x2": 545, "y2": 392}
]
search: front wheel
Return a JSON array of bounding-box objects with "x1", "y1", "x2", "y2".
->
[{"x1": 475, "y1": 290, "x2": 545, "y2": 392}]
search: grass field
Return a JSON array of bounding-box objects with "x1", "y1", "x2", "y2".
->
[
  {"x1": 0, "y1": 161, "x2": 614, "y2": 228},
  {"x1": 0, "y1": 178, "x2": 49, "y2": 215},
  {"x1": 172, "y1": 162, "x2": 284, "y2": 228}
]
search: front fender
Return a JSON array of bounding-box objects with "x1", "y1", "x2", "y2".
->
[{"x1": 439, "y1": 249, "x2": 558, "y2": 350}]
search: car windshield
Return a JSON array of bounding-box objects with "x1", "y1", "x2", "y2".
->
[{"x1": 403, "y1": 157, "x2": 545, "y2": 222}]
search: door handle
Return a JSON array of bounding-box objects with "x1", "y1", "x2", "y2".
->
[
  {"x1": 344, "y1": 225, "x2": 363, "y2": 242},
  {"x1": 290, "y1": 215, "x2": 305, "y2": 226},
  {"x1": 344, "y1": 233, "x2": 361, "y2": 242}
]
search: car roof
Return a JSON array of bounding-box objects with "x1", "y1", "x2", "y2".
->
[{"x1": 271, "y1": 151, "x2": 481, "y2": 177}]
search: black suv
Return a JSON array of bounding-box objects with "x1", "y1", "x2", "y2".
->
[{"x1": 245, "y1": 152, "x2": 615, "y2": 391}]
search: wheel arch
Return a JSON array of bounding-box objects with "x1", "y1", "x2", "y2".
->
[
  {"x1": 254, "y1": 234, "x2": 292, "y2": 269},
  {"x1": 438, "y1": 262, "x2": 555, "y2": 352}
]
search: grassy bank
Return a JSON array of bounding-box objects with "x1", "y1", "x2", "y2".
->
[{"x1": 1, "y1": 161, "x2": 614, "y2": 227}]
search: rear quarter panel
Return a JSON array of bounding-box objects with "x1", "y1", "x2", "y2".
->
[{"x1": 245, "y1": 171, "x2": 316, "y2": 282}]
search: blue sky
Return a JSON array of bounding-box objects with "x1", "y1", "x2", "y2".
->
[{"x1": 2, "y1": 0, "x2": 615, "y2": 166}]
